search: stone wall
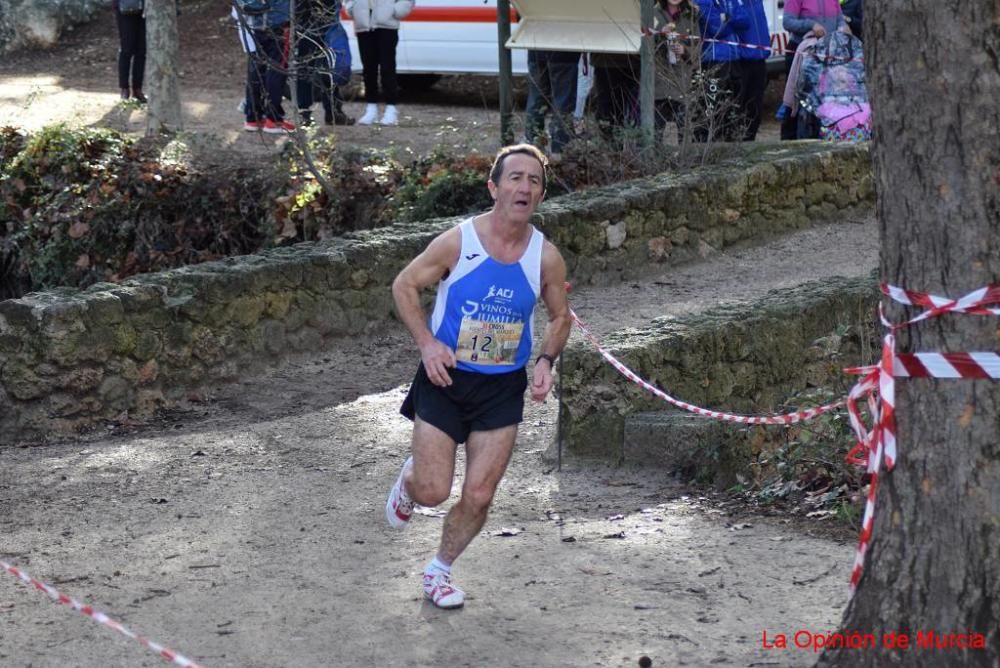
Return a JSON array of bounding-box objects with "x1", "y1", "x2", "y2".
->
[
  {"x1": 559, "y1": 275, "x2": 880, "y2": 461},
  {"x1": 0, "y1": 143, "x2": 873, "y2": 443}
]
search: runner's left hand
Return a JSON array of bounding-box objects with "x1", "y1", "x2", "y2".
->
[{"x1": 530, "y1": 360, "x2": 554, "y2": 402}]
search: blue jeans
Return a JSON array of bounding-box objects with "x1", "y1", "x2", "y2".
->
[
  {"x1": 248, "y1": 28, "x2": 288, "y2": 122},
  {"x1": 525, "y1": 50, "x2": 580, "y2": 153}
]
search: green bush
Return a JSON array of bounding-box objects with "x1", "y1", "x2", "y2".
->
[
  {"x1": 0, "y1": 125, "x2": 278, "y2": 298},
  {"x1": 275, "y1": 140, "x2": 404, "y2": 241},
  {"x1": 391, "y1": 151, "x2": 493, "y2": 223},
  {"x1": 0, "y1": 125, "x2": 751, "y2": 298}
]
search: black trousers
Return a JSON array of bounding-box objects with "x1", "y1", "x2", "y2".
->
[
  {"x1": 593, "y1": 64, "x2": 639, "y2": 137},
  {"x1": 115, "y1": 10, "x2": 146, "y2": 90},
  {"x1": 737, "y1": 59, "x2": 768, "y2": 141},
  {"x1": 247, "y1": 28, "x2": 288, "y2": 122},
  {"x1": 295, "y1": 30, "x2": 347, "y2": 118},
  {"x1": 357, "y1": 28, "x2": 399, "y2": 104}
]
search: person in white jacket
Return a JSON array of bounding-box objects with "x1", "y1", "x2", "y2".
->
[{"x1": 345, "y1": 0, "x2": 414, "y2": 125}]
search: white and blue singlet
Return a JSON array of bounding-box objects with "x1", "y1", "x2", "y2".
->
[{"x1": 429, "y1": 218, "x2": 544, "y2": 374}]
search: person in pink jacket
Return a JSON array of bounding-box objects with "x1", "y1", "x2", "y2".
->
[
  {"x1": 346, "y1": 0, "x2": 414, "y2": 125},
  {"x1": 780, "y1": 0, "x2": 845, "y2": 139}
]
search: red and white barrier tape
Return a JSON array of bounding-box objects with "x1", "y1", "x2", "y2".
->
[
  {"x1": 640, "y1": 27, "x2": 864, "y2": 60},
  {"x1": 570, "y1": 309, "x2": 846, "y2": 425},
  {"x1": 640, "y1": 26, "x2": 773, "y2": 53},
  {"x1": 572, "y1": 281, "x2": 999, "y2": 596},
  {"x1": 841, "y1": 282, "x2": 1000, "y2": 594},
  {"x1": 894, "y1": 352, "x2": 1000, "y2": 379},
  {"x1": 0, "y1": 560, "x2": 204, "y2": 668}
]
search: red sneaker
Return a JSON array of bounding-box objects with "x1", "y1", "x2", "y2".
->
[
  {"x1": 244, "y1": 120, "x2": 262, "y2": 132},
  {"x1": 423, "y1": 571, "x2": 465, "y2": 609},
  {"x1": 262, "y1": 118, "x2": 296, "y2": 134},
  {"x1": 385, "y1": 456, "x2": 414, "y2": 529}
]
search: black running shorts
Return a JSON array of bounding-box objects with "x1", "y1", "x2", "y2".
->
[{"x1": 400, "y1": 363, "x2": 528, "y2": 444}]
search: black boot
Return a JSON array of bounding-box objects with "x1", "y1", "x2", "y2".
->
[
  {"x1": 333, "y1": 104, "x2": 355, "y2": 126},
  {"x1": 299, "y1": 109, "x2": 314, "y2": 127}
]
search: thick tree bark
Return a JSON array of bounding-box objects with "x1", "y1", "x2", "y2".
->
[
  {"x1": 145, "y1": 0, "x2": 182, "y2": 134},
  {"x1": 817, "y1": 2, "x2": 999, "y2": 667}
]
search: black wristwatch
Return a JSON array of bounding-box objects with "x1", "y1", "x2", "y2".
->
[{"x1": 535, "y1": 353, "x2": 557, "y2": 367}]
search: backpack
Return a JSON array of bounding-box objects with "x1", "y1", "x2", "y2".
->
[
  {"x1": 233, "y1": 0, "x2": 271, "y2": 16},
  {"x1": 119, "y1": 0, "x2": 144, "y2": 16},
  {"x1": 796, "y1": 32, "x2": 871, "y2": 142}
]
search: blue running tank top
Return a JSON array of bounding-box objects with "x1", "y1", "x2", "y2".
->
[{"x1": 429, "y1": 218, "x2": 544, "y2": 374}]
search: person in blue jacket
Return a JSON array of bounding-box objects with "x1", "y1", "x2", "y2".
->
[
  {"x1": 694, "y1": 0, "x2": 749, "y2": 141},
  {"x1": 736, "y1": 0, "x2": 771, "y2": 140}
]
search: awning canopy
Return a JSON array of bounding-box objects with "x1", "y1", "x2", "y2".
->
[{"x1": 507, "y1": 0, "x2": 642, "y2": 54}]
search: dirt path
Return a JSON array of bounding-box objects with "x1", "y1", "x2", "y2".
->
[{"x1": 0, "y1": 218, "x2": 877, "y2": 667}]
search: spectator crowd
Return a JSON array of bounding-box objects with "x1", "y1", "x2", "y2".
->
[{"x1": 115, "y1": 0, "x2": 867, "y2": 148}]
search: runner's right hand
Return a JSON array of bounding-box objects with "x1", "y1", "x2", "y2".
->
[{"x1": 421, "y1": 340, "x2": 456, "y2": 387}]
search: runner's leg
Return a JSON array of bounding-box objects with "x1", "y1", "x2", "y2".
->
[
  {"x1": 436, "y1": 424, "x2": 517, "y2": 564},
  {"x1": 407, "y1": 417, "x2": 458, "y2": 508}
]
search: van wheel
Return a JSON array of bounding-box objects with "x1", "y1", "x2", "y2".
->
[{"x1": 398, "y1": 74, "x2": 442, "y2": 90}]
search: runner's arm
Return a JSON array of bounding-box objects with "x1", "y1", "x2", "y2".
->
[
  {"x1": 530, "y1": 242, "x2": 570, "y2": 402},
  {"x1": 392, "y1": 228, "x2": 461, "y2": 386}
]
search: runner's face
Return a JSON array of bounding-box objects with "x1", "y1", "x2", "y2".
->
[{"x1": 488, "y1": 154, "x2": 545, "y2": 222}]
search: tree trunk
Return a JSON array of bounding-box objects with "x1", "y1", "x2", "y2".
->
[
  {"x1": 817, "y1": 2, "x2": 999, "y2": 666},
  {"x1": 145, "y1": 0, "x2": 182, "y2": 134}
]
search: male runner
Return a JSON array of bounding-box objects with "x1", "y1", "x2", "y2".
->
[{"x1": 387, "y1": 143, "x2": 571, "y2": 609}]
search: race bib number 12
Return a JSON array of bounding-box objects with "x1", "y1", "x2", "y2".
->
[{"x1": 456, "y1": 318, "x2": 524, "y2": 365}]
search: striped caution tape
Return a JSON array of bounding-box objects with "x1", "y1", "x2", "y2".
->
[
  {"x1": 570, "y1": 309, "x2": 846, "y2": 425},
  {"x1": 640, "y1": 26, "x2": 774, "y2": 53},
  {"x1": 842, "y1": 282, "x2": 1000, "y2": 594},
  {"x1": 640, "y1": 26, "x2": 864, "y2": 61},
  {"x1": 0, "y1": 560, "x2": 204, "y2": 668},
  {"x1": 894, "y1": 352, "x2": 1000, "y2": 379},
  {"x1": 572, "y1": 281, "x2": 998, "y2": 596}
]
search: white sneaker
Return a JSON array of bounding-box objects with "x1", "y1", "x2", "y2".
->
[
  {"x1": 385, "y1": 456, "x2": 414, "y2": 529},
  {"x1": 357, "y1": 104, "x2": 378, "y2": 125},
  {"x1": 423, "y1": 571, "x2": 465, "y2": 609},
  {"x1": 379, "y1": 105, "x2": 398, "y2": 126}
]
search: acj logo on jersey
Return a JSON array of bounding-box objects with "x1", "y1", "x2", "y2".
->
[
  {"x1": 461, "y1": 284, "x2": 518, "y2": 321},
  {"x1": 486, "y1": 285, "x2": 514, "y2": 301}
]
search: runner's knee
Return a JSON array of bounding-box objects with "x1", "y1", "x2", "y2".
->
[
  {"x1": 410, "y1": 477, "x2": 450, "y2": 507},
  {"x1": 460, "y1": 483, "x2": 496, "y2": 513}
]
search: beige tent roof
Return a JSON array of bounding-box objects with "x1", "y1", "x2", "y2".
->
[{"x1": 507, "y1": 0, "x2": 642, "y2": 54}]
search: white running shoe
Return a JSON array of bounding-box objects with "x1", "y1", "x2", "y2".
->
[
  {"x1": 378, "y1": 105, "x2": 399, "y2": 126},
  {"x1": 423, "y1": 571, "x2": 465, "y2": 609},
  {"x1": 357, "y1": 103, "x2": 378, "y2": 125},
  {"x1": 385, "y1": 456, "x2": 414, "y2": 529}
]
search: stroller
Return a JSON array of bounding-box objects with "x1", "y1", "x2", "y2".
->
[{"x1": 788, "y1": 31, "x2": 871, "y2": 142}]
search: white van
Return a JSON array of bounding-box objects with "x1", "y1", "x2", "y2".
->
[{"x1": 341, "y1": 0, "x2": 787, "y2": 82}]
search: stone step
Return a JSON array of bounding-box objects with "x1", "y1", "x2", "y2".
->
[
  {"x1": 561, "y1": 275, "x2": 880, "y2": 461},
  {"x1": 623, "y1": 409, "x2": 760, "y2": 488}
]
